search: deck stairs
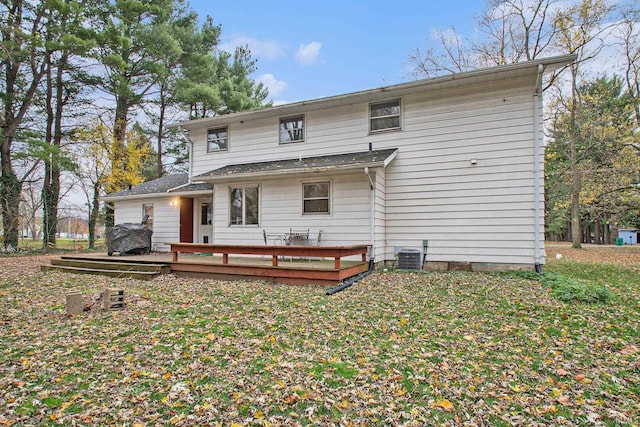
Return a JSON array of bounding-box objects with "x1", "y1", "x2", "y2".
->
[{"x1": 42, "y1": 256, "x2": 170, "y2": 280}]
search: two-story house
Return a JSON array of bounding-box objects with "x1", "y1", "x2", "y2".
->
[{"x1": 104, "y1": 54, "x2": 575, "y2": 272}]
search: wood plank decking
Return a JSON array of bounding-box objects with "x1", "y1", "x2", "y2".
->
[
  {"x1": 46, "y1": 244, "x2": 371, "y2": 285},
  {"x1": 168, "y1": 243, "x2": 370, "y2": 285}
]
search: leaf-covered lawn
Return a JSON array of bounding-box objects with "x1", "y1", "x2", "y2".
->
[{"x1": 0, "y1": 246, "x2": 638, "y2": 426}]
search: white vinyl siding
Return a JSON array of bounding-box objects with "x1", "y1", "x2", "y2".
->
[
  {"x1": 373, "y1": 168, "x2": 387, "y2": 261},
  {"x1": 113, "y1": 197, "x2": 180, "y2": 252},
  {"x1": 213, "y1": 174, "x2": 370, "y2": 249},
  {"x1": 189, "y1": 74, "x2": 541, "y2": 266}
]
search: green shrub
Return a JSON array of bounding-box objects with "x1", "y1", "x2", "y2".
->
[{"x1": 501, "y1": 271, "x2": 611, "y2": 304}]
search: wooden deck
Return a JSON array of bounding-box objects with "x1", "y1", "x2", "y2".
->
[
  {"x1": 69, "y1": 243, "x2": 371, "y2": 285},
  {"x1": 168, "y1": 243, "x2": 370, "y2": 285}
]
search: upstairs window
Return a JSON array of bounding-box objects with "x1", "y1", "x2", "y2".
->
[
  {"x1": 207, "y1": 127, "x2": 228, "y2": 152},
  {"x1": 370, "y1": 99, "x2": 401, "y2": 132},
  {"x1": 279, "y1": 115, "x2": 304, "y2": 144},
  {"x1": 229, "y1": 186, "x2": 259, "y2": 225},
  {"x1": 303, "y1": 182, "x2": 330, "y2": 214}
]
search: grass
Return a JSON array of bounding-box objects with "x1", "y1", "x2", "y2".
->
[
  {"x1": 1, "y1": 238, "x2": 105, "y2": 252},
  {"x1": 0, "y1": 245, "x2": 638, "y2": 426},
  {"x1": 500, "y1": 270, "x2": 612, "y2": 303}
]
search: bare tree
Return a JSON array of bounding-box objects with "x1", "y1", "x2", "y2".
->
[
  {"x1": 616, "y1": 5, "x2": 640, "y2": 131},
  {"x1": 552, "y1": 0, "x2": 616, "y2": 248},
  {"x1": 19, "y1": 179, "x2": 43, "y2": 242},
  {"x1": 409, "y1": 27, "x2": 472, "y2": 78},
  {"x1": 409, "y1": 0, "x2": 559, "y2": 79}
]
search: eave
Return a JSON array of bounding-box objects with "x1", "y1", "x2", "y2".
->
[
  {"x1": 168, "y1": 55, "x2": 577, "y2": 131},
  {"x1": 195, "y1": 149, "x2": 398, "y2": 184}
]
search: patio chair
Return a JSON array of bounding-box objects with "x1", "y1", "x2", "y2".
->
[
  {"x1": 262, "y1": 230, "x2": 284, "y2": 261},
  {"x1": 308, "y1": 230, "x2": 323, "y2": 246},
  {"x1": 263, "y1": 230, "x2": 284, "y2": 245},
  {"x1": 287, "y1": 228, "x2": 309, "y2": 246},
  {"x1": 286, "y1": 228, "x2": 310, "y2": 261},
  {"x1": 308, "y1": 230, "x2": 323, "y2": 260}
]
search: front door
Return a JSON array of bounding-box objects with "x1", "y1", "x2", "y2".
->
[
  {"x1": 179, "y1": 197, "x2": 193, "y2": 243},
  {"x1": 197, "y1": 199, "x2": 213, "y2": 243}
]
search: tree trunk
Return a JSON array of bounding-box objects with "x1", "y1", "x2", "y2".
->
[
  {"x1": 42, "y1": 177, "x2": 59, "y2": 251},
  {"x1": 569, "y1": 64, "x2": 582, "y2": 249},
  {"x1": 88, "y1": 186, "x2": 100, "y2": 249},
  {"x1": 594, "y1": 217, "x2": 601, "y2": 244},
  {"x1": 42, "y1": 55, "x2": 57, "y2": 252},
  {"x1": 114, "y1": 98, "x2": 129, "y2": 153},
  {"x1": 570, "y1": 155, "x2": 582, "y2": 248},
  {"x1": 157, "y1": 89, "x2": 166, "y2": 179},
  {"x1": 0, "y1": 171, "x2": 21, "y2": 249},
  {"x1": 106, "y1": 98, "x2": 130, "y2": 228}
]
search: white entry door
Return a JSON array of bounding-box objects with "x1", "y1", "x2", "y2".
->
[{"x1": 197, "y1": 199, "x2": 213, "y2": 243}]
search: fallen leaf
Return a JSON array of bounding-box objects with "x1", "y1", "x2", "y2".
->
[{"x1": 434, "y1": 399, "x2": 455, "y2": 412}]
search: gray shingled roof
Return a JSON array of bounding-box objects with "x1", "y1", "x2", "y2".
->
[
  {"x1": 195, "y1": 149, "x2": 398, "y2": 180},
  {"x1": 106, "y1": 173, "x2": 213, "y2": 198}
]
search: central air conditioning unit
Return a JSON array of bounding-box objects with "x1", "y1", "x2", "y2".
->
[{"x1": 397, "y1": 249, "x2": 423, "y2": 270}]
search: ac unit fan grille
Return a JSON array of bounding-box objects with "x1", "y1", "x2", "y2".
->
[{"x1": 397, "y1": 249, "x2": 422, "y2": 270}]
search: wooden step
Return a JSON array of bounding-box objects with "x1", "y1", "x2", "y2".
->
[
  {"x1": 52, "y1": 257, "x2": 169, "y2": 274},
  {"x1": 42, "y1": 256, "x2": 170, "y2": 280},
  {"x1": 41, "y1": 264, "x2": 162, "y2": 280}
]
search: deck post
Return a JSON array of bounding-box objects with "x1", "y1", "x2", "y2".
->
[
  {"x1": 223, "y1": 253, "x2": 229, "y2": 264},
  {"x1": 172, "y1": 251, "x2": 178, "y2": 262},
  {"x1": 272, "y1": 255, "x2": 278, "y2": 266},
  {"x1": 334, "y1": 257, "x2": 341, "y2": 269}
]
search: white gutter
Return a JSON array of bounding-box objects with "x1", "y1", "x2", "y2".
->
[
  {"x1": 533, "y1": 64, "x2": 544, "y2": 270},
  {"x1": 103, "y1": 190, "x2": 213, "y2": 202},
  {"x1": 364, "y1": 167, "x2": 375, "y2": 261},
  {"x1": 168, "y1": 55, "x2": 577, "y2": 131},
  {"x1": 198, "y1": 160, "x2": 392, "y2": 183},
  {"x1": 168, "y1": 180, "x2": 207, "y2": 192}
]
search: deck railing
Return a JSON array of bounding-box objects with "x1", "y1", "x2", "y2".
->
[{"x1": 169, "y1": 243, "x2": 370, "y2": 270}]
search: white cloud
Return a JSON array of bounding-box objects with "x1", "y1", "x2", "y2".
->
[
  {"x1": 295, "y1": 41, "x2": 322, "y2": 66},
  {"x1": 220, "y1": 35, "x2": 285, "y2": 60},
  {"x1": 257, "y1": 73, "x2": 288, "y2": 98}
]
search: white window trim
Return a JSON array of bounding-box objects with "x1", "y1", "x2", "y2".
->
[
  {"x1": 207, "y1": 126, "x2": 229, "y2": 153},
  {"x1": 302, "y1": 181, "x2": 331, "y2": 215},
  {"x1": 279, "y1": 114, "x2": 305, "y2": 144},
  {"x1": 369, "y1": 98, "x2": 402, "y2": 133},
  {"x1": 228, "y1": 184, "x2": 260, "y2": 226},
  {"x1": 142, "y1": 203, "x2": 154, "y2": 230}
]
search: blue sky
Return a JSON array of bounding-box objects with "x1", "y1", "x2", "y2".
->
[{"x1": 188, "y1": 0, "x2": 483, "y2": 104}]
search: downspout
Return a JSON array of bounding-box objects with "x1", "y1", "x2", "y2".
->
[
  {"x1": 533, "y1": 64, "x2": 544, "y2": 273},
  {"x1": 326, "y1": 166, "x2": 377, "y2": 296},
  {"x1": 326, "y1": 258, "x2": 375, "y2": 295},
  {"x1": 364, "y1": 167, "x2": 375, "y2": 262}
]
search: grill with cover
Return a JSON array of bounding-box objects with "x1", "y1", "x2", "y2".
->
[{"x1": 105, "y1": 216, "x2": 153, "y2": 256}]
